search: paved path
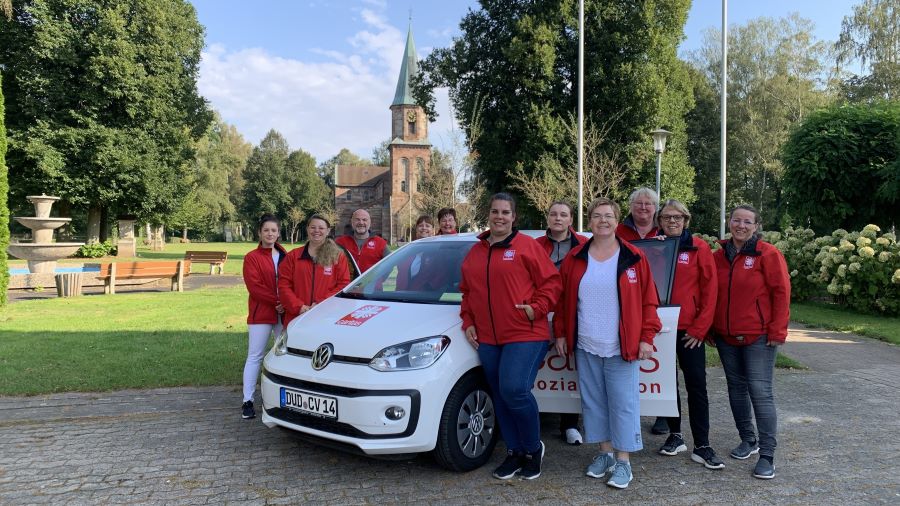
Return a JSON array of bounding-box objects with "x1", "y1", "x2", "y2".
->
[{"x1": 1, "y1": 325, "x2": 898, "y2": 505}]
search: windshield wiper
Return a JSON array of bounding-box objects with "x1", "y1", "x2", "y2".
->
[{"x1": 337, "y1": 292, "x2": 370, "y2": 300}]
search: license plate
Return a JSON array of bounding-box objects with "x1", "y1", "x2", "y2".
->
[{"x1": 280, "y1": 387, "x2": 338, "y2": 419}]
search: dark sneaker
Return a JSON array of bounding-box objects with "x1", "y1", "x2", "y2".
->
[
  {"x1": 691, "y1": 446, "x2": 725, "y2": 470},
  {"x1": 606, "y1": 461, "x2": 633, "y2": 489},
  {"x1": 659, "y1": 433, "x2": 687, "y2": 456},
  {"x1": 753, "y1": 457, "x2": 776, "y2": 479},
  {"x1": 492, "y1": 450, "x2": 524, "y2": 480},
  {"x1": 518, "y1": 441, "x2": 544, "y2": 480},
  {"x1": 730, "y1": 440, "x2": 760, "y2": 460},
  {"x1": 651, "y1": 417, "x2": 669, "y2": 435},
  {"x1": 586, "y1": 453, "x2": 616, "y2": 478},
  {"x1": 242, "y1": 401, "x2": 255, "y2": 419}
]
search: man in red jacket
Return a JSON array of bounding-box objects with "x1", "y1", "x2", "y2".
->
[{"x1": 334, "y1": 209, "x2": 390, "y2": 273}]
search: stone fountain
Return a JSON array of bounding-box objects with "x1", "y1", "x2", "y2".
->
[{"x1": 8, "y1": 195, "x2": 84, "y2": 274}]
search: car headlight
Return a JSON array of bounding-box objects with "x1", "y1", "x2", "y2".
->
[
  {"x1": 369, "y1": 336, "x2": 450, "y2": 371},
  {"x1": 273, "y1": 329, "x2": 288, "y2": 356}
]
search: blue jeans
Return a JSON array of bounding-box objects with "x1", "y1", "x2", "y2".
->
[
  {"x1": 477, "y1": 341, "x2": 546, "y2": 454},
  {"x1": 715, "y1": 336, "x2": 778, "y2": 457},
  {"x1": 575, "y1": 349, "x2": 643, "y2": 452}
]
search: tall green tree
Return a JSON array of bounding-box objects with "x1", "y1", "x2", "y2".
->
[
  {"x1": 835, "y1": 0, "x2": 900, "y2": 102},
  {"x1": 0, "y1": 71, "x2": 9, "y2": 306},
  {"x1": 691, "y1": 15, "x2": 831, "y2": 227},
  {"x1": 416, "y1": 0, "x2": 695, "y2": 219},
  {"x1": 241, "y1": 130, "x2": 292, "y2": 225},
  {"x1": 782, "y1": 102, "x2": 900, "y2": 233},
  {"x1": 317, "y1": 148, "x2": 370, "y2": 190},
  {"x1": 0, "y1": 0, "x2": 210, "y2": 240},
  {"x1": 285, "y1": 148, "x2": 331, "y2": 220}
]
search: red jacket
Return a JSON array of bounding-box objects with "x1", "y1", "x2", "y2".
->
[
  {"x1": 243, "y1": 242, "x2": 288, "y2": 324},
  {"x1": 669, "y1": 231, "x2": 717, "y2": 339},
  {"x1": 554, "y1": 238, "x2": 662, "y2": 361},
  {"x1": 712, "y1": 237, "x2": 791, "y2": 345},
  {"x1": 460, "y1": 230, "x2": 562, "y2": 345},
  {"x1": 335, "y1": 234, "x2": 388, "y2": 273},
  {"x1": 534, "y1": 227, "x2": 588, "y2": 269},
  {"x1": 616, "y1": 216, "x2": 659, "y2": 242},
  {"x1": 278, "y1": 244, "x2": 352, "y2": 326}
]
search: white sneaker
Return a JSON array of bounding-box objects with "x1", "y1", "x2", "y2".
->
[{"x1": 565, "y1": 428, "x2": 583, "y2": 446}]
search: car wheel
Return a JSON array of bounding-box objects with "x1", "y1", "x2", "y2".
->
[{"x1": 433, "y1": 371, "x2": 497, "y2": 472}]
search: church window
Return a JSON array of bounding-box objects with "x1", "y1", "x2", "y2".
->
[
  {"x1": 416, "y1": 158, "x2": 426, "y2": 192},
  {"x1": 345, "y1": 190, "x2": 352, "y2": 201},
  {"x1": 401, "y1": 158, "x2": 410, "y2": 194}
]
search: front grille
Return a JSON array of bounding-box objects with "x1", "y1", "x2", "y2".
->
[
  {"x1": 263, "y1": 370, "x2": 422, "y2": 439},
  {"x1": 287, "y1": 347, "x2": 371, "y2": 365}
]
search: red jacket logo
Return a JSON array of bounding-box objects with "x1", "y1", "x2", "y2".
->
[
  {"x1": 323, "y1": 266, "x2": 333, "y2": 276},
  {"x1": 626, "y1": 267, "x2": 637, "y2": 283},
  {"x1": 336, "y1": 305, "x2": 388, "y2": 327},
  {"x1": 503, "y1": 250, "x2": 516, "y2": 261},
  {"x1": 678, "y1": 252, "x2": 690, "y2": 264},
  {"x1": 743, "y1": 257, "x2": 755, "y2": 269},
  {"x1": 366, "y1": 240, "x2": 376, "y2": 248}
]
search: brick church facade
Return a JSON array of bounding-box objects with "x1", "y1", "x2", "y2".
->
[{"x1": 334, "y1": 26, "x2": 431, "y2": 244}]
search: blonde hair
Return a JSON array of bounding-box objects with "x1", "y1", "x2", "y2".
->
[
  {"x1": 658, "y1": 199, "x2": 691, "y2": 228},
  {"x1": 587, "y1": 197, "x2": 621, "y2": 222},
  {"x1": 314, "y1": 238, "x2": 342, "y2": 267}
]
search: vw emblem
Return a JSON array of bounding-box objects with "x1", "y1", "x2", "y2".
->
[{"x1": 311, "y1": 343, "x2": 334, "y2": 370}]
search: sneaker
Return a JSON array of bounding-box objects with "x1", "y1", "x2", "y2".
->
[
  {"x1": 753, "y1": 457, "x2": 776, "y2": 479},
  {"x1": 730, "y1": 440, "x2": 760, "y2": 460},
  {"x1": 585, "y1": 453, "x2": 616, "y2": 478},
  {"x1": 658, "y1": 433, "x2": 687, "y2": 456},
  {"x1": 492, "y1": 450, "x2": 524, "y2": 480},
  {"x1": 691, "y1": 446, "x2": 725, "y2": 470},
  {"x1": 518, "y1": 441, "x2": 545, "y2": 480},
  {"x1": 565, "y1": 428, "x2": 583, "y2": 446},
  {"x1": 606, "y1": 461, "x2": 633, "y2": 489},
  {"x1": 241, "y1": 401, "x2": 255, "y2": 419},
  {"x1": 651, "y1": 417, "x2": 669, "y2": 435}
]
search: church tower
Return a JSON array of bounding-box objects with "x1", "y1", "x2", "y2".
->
[{"x1": 387, "y1": 24, "x2": 431, "y2": 243}]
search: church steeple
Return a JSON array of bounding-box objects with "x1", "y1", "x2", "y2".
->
[{"x1": 392, "y1": 25, "x2": 418, "y2": 106}]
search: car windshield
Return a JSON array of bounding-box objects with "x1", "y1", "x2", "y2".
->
[{"x1": 338, "y1": 239, "x2": 474, "y2": 304}]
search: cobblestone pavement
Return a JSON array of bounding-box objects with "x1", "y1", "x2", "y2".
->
[{"x1": 1, "y1": 324, "x2": 898, "y2": 505}]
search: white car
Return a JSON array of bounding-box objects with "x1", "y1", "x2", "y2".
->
[{"x1": 261, "y1": 232, "x2": 682, "y2": 471}]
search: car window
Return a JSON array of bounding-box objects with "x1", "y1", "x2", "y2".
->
[{"x1": 339, "y1": 241, "x2": 474, "y2": 304}]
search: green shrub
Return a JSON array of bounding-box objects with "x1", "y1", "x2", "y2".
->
[
  {"x1": 763, "y1": 227, "x2": 836, "y2": 301},
  {"x1": 75, "y1": 240, "x2": 117, "y2": 258}
]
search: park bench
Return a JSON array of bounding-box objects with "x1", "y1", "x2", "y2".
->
[
  {"x1": 98, "y1": 260, "x2": 191, "y2": 294},
  {"x1": 184, "y1": 250, "x2": 228, "y2": 275}
]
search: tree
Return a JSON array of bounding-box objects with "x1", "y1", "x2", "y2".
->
[
  {"x1": 416, "y1": 0, "x2": 696, "y2": 218},
  {"x1": 371, "y1": 139, "x2": 391, "y2": 167},
  {"x1": 416, "y1": 148, "x2": 457, "y2": 218},
  {"x1": 285, "y1": 148, "x2": 331, "y2": 223},
  {"x1": 782, "y1": 102, "x2": 900, "y2": 234},
  {"x1": 835, "y1": 0, "x2": 900, "y2": 102},
  {"x1": 0, "y1": 0, "x2": 211, "y2": 242},
  {"x1": 286, "y1": 207, "x2": 305, "y2": 244},
  {"x1": 0, "y1": 70, "x2": 9, "y2": 306},
  {"x1": 317, "y1": 148, "x2": 370, "y2": 189},
  {"x1": 683, "y1": 64, "x2": 723, "y2": 235},
  {"x1": 691, "y1": 15, "x2": 831, "y2": 228},
  {"x1": 241, "y1": 130, "x2": 292, "y2": 229}
]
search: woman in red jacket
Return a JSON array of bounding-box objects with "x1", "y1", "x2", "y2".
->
[
  {"x1": 241, "y1": 214, "x2": 287, "y2": 420},
  {"x1": 278, "y1": 214, "x2": 352, "y2": 327},
  {"x1": 653, "y1": 200, "x2": 723, "y2": 470},
  {"x1": 460, "y1": 193, "x2": 562, "y2": 481},
  {"x1": 553, "y1": 198, "x2": 661, "y2": 490},
  {"x1": 712, "y1": 205, "x2": 790, "y2": 480}
]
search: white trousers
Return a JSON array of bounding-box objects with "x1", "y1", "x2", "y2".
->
[{"x1": 243, "y1": 320, "x2": 282, "y2": 402}]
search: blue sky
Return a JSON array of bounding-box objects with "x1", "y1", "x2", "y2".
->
[{"x1": 191, "y1": 0, "x2": 851, "y2": 163}]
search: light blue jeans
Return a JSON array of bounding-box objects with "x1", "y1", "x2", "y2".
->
[{"x1": 575, "y1": 348, "x2": 643, "y2": 452}]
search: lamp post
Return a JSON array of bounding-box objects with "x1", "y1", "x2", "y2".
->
[{"x1": 650, "y1": 128, "x2": 671, "y2": 197}]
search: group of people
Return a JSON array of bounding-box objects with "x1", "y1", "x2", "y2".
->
[
  {"x1": 459, "y1": 189, "x2": 790, "y2": 487},
  {"x1": 240, "y1": 188, "x2": 791, "y2": 488}
]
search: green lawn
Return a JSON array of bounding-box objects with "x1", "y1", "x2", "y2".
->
[
  {"x1": 0, "y1": 286, "x2": 251, "y2": 396},
  {"x1": 791, "y1": 301, "x2": 900, "y2": 345}
]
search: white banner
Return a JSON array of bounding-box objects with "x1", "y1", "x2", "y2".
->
[{"x1": 533, "y1": 306, "x2": 679, "y2": 417}]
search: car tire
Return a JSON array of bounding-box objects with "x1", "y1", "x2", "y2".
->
[{"x1": 433, "y1": 370, "x2": 498, "y2": 472}]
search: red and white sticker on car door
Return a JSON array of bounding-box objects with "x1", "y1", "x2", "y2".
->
[{"x1": 335, "y1": 305, "x2": 389, "y2": 327}]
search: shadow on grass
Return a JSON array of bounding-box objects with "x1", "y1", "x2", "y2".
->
[{"x1": 0, "y1": 329, "x2": 255, "y2": 396}]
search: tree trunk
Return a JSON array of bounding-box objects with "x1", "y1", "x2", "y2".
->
[
  {"x1": 182, "y1": 226, "x2": 188, "y2": 241},
  {"x1": 151, "y1": 225, "x2": 166, "y2": 251},
  {"x1": 86, "y1": 205, "x2": 102, "y2": 244},
  {"x1": 99, "y1": 206, "x2": 110, "y2": 242},
  {"x1": 144, "y1": 223, "x2": 152, "y2": 245}
]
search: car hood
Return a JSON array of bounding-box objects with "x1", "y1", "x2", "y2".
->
[{"x1": 285, "y1": 295, "x2": 461, "y2": 358}]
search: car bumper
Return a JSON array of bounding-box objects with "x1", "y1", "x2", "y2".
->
[{"x1": 260, "y1": 351, "x2": 463, "y2": 455}]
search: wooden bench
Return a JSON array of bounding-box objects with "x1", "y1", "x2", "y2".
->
[
  {"x1": 184, "y1": 251, "x2": 228, "y2": 275},
  {"x1": 98, "y1": 260, "x2": 191, "y2": 294}
]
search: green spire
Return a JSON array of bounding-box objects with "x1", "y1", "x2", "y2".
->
[{"x1": 392, "y1": 25, "x2": 418, "y2": 106}]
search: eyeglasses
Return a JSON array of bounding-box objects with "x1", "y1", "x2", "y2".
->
[
  {"x1": 730, "y1": 219, "x2": 757, "y2": 227},
  {"x1": 590, "y1": 213, "x2": 617, "y2": 221},
  {"x1": 660, "y1": 215, "x2": 685, "y2": 222},
  {"x1": 633, "y1": 202, "x2": 655, "y2": 208}
]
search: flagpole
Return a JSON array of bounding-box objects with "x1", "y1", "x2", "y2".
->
[
  {"x1": 720, "y1": 0, "x2": 728, "y2": 238},
  {"x1": 577, "y1": 0, "x2": 585, "y2": 232}
]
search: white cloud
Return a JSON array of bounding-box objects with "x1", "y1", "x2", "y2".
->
[{"x1": 199, "y1": 9, "x2": 458, "y2": 164}]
